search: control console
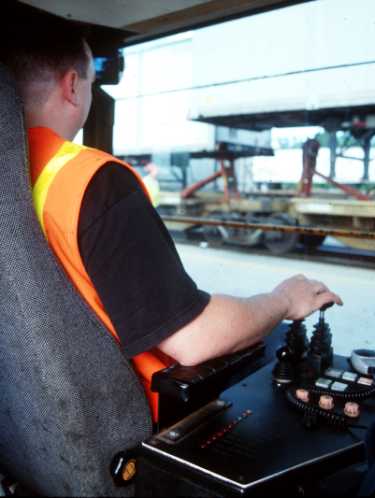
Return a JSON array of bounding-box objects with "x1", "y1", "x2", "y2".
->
[
  {"x1": 272, "y1": 304, "x2": 375, "y2": 430},
  {"x1": 137, "y1": 313, "x2": 374, "y2": 497}
]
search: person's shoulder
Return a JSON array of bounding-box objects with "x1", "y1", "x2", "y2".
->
[
  {"x1": 94, "y1": 160, "x2": 139, "y2": 182},
  {"x1": 83, "y1": 145, "x2": 116, "y2": 163},
  {"x1": 83, "y1": 148, "x2": 137, "y2": 178},
  {"x1": 85, "y1": 160, "x2": 145, "y2": 207}
]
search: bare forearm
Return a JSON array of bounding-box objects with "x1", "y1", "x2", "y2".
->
[
  {"x1": 158, "y1": 292, "x2": 289, "y2": 366},
  {"x1": 158, "y1": 273, "x2": 342, "y2": 366}
]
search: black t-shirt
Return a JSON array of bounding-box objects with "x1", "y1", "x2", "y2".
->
[{"x1": 78, "y1": 163, "x2": 210, "y2": 358}]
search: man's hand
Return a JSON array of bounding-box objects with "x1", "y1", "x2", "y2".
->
[{"x1": 271, "y1": 274, "x2": 343, "y2": 321}]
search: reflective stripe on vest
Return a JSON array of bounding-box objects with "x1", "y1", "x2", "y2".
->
[
  {"x1": 33, "y1": 141, "x2": 84, "y2": 235},
  {"x1": 29, "y1": 127, "x2": 169, "y2": 422}
]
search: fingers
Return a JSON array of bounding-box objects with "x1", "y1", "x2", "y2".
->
[
  {"x1": 310, "y1": 277, "x2": 343, "y2": 307},
  {"x1": 309, "y1": 279, "x2": 329, "y2": 295},
  {"x1": 292, "y1": 275, "x2": 343, "y2": 305},
  {"x1": 277, "y1": 274, "x2": 343, "y2": 320},
  {"x1": 315, "y1": 291, "x2": 343, "y2": 309}
]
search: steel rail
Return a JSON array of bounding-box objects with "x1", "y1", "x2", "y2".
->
[{"x1": 162, "y1": 215, "x2": 375, "y2": 240}]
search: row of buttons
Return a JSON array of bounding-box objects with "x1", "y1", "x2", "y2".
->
[
  {"x1": 315, "y1": 369, "x2": 374, "y2": 392},
  {"x1": 296, "y1": 389, "x2": 361, "y2": 418},
  {"x1": 316, "y1": 378, "x2": 349, "y2": 392},
  {"x1": 324, "y1": 368, "x2": 373, "y2": 386}
]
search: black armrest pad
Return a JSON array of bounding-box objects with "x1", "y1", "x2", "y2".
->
[{"x1": 152, "y1": 342, "x2": 266, "y2": 403}]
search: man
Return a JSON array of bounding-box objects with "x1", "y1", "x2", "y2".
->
[{"x1": 3, "y1": 21, "x2": 342, "y2": 421}]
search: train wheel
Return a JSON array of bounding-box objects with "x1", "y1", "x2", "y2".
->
[
  {"x1": 202, "y1": 212, "x2": 228, "y2": 245},
  {"x1": 221, "y1": 213, "x2": 263, "y2": 247},
  {"x1": 263, "y1": 214, "x2": 299, "y2": 254},
  {"x1": 300, "y1": 234, "x2": 326, "y2": 251},
  {"x1": 202, "y1": 224, "x2": 227, "y2": 245}
]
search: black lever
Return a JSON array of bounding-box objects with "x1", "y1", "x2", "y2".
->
[
  {"x1": 308, "y1": 302, "x2": 334, "y2": 374},
  {"x1": 319, "y1": 301, "x2": 334, "y2": 323},
  {"x1": 320, "y1": 301, "x2": 334, "y2": 312}
]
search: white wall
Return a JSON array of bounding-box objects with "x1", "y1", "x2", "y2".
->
[
  {"x1": 190, "y1": 0, "x2": 375, "y2": 119},
  {"x1": 105, "y1": 32, "x2": 270, "y2": 156},
  {"x1": 103, "y1": 0, "x2": 374, "y2": 182},
  {"x1": 192, "y1": 0, "x2": 375, "y2": 84},
  {"x1": 106, "y1": 34, "x2": 217, "y2": 155}
]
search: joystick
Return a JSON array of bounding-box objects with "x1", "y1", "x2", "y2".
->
[
  {"x1": 273, "y1": 320, "x2": 310, "y2": 385},
  {"x1": 272, "y1": 346, "x2": 295, "y2": 385},
  {"x1": 285, "y1": 320, "x2": 309, "y2": 361},
  {"x1": 308, "y1": 302, "x2": 334, "y2": 376}
]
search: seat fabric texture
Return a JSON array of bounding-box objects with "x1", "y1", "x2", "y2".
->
[{"x1": 0, "y1": 63, "x2": 152, "y2": 497}]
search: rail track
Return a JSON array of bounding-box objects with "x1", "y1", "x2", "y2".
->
[{"x1": 170, "y1": 229, "x2": 375, "y2": 270}]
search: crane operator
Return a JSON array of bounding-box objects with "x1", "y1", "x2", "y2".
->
[{"x1": 1, "y1": 19, "x2": 342, "y2": 423}]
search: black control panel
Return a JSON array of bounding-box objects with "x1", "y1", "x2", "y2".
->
[
  {"x1": 139, "y1": 312, "x2": 375, "y2": 496},
  {"x1": 141, "y1": 357, "x2": 373, "y2": 496}
]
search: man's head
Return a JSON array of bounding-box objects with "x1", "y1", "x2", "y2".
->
[{"x1": 2, "y1": 20, "x2": 96, "y2": 140}]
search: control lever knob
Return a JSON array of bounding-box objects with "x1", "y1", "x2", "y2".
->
[
  {"x1": 273, "y1": 346, "x2": 295, "y2": 385},
  {"x1": 320, "y1": 302, "x2": 334, "y2": 312},
  {"x1": 276, "y1": 346, "x2": 293, "y2": 362}
]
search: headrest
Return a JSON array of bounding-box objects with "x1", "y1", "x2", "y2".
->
[{"x1": 0, "y1": 63, "x2": 29, "y2": 202}]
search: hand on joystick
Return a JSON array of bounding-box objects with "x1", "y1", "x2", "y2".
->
[{"x1": 272, "y1": 275, "x2": 343, "y2": 321}]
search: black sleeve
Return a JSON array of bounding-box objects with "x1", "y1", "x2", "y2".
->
[{"x1": 78, "y1": 162, "x2": 210, "y2": 358}]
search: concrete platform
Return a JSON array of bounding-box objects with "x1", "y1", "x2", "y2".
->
[{"x1": 176, "y1": 243, "x2": 374, "y2": 356}]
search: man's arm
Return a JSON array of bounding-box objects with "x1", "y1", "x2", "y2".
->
[
  {"x1": 79, "y1": 164, "x2": 211, "y2": 358},
  {"x1": 158, "y1": 275, "x2": 343, "y2": 366},
  {"x1": 79, "y1": 164, "x2": 342, "y2": 364}
]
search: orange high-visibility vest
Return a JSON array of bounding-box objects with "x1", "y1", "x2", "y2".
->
[{"x1": 29, "y1": 126, "x2": 170, "y2": 421}]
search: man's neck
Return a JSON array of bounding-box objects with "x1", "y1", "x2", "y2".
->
[{"x1": 25, "y1": 105, "x2": 77, "y2": 141}]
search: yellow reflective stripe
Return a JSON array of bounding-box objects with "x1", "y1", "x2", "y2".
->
[
  {"x1": 142, "y1": 175, "x2": 160, "y2": 207},
  {"x1": 32, "y1": 141, "x2": 84, "y2": 234}
]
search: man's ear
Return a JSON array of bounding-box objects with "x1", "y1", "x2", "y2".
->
[{"x1": 61, "y1": 69, "x2": 80, "y2": 107}]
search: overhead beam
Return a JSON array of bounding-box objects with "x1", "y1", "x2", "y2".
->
[
  {"x1": 17, "y1": 0, "x2": 313, "y2": 46},
  {"x1": 123, "y1": 0, "x2": 313, "y2": 45}
]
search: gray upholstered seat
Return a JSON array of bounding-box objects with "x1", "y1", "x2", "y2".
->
[{"x1": 0, "y1": 64, "x2": 152, "y2": 496}]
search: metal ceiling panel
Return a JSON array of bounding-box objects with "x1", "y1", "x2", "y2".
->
[
  {"x1": 19, "y1": 0, "x2": 312, "y2": 43},
  {"x1": 19, "y1": 0, "x2": 208, "y2": 29}
]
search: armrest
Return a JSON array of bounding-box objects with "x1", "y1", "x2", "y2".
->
[
  {"x1": 152, "y1": 342, "x2": 266, "y2": 405},
  {"x1": 152, "y1": 323, "x2": 288, "y2": 429}
]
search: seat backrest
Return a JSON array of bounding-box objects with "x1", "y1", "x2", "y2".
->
[{"x1": 0, "y1": 64, "x2": 152, "y2": 496}]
